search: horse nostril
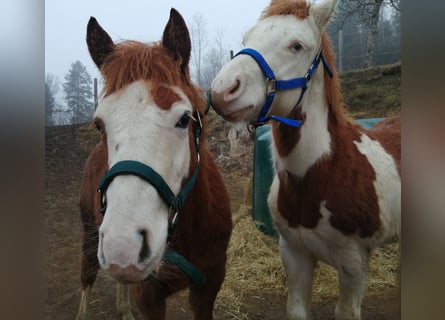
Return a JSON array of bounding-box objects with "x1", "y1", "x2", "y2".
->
[
  {"x1": 138, "y1": 229, "x2": 150, "y2": 263},
  {"x1": 229, "y1": 79, "x2": 241, "y2": 95}
]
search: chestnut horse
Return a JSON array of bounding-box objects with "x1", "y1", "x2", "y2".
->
[
  {"x1": 210, "y1": 0, "x2": 400, "y2": 319},
  {"x1": 76, "y1": 9, "x2": 232, "y2": 320}
]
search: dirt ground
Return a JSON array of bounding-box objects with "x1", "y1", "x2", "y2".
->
[{"x1": 45, "y1": 123, "x2": 400, "y2": 320}]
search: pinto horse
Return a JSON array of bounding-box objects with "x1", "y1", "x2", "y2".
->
[
  {"x1": 76, "y1": 9, "x2": 232, "y2": 320},
  {"x1": 210, "y1": 0, "x2": 400, "y2": 319}
]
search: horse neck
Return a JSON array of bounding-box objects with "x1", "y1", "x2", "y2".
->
[{"x1": 271, "y1": 74, "x2": 334, "y2": 177}]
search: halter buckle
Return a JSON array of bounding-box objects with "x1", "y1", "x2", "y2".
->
[
  {"x1": 193, "y1": 111, "x2": 202, "y2": 163},
  {"x1": 195, "y1": 110, "x2": 203, "y2": 131},
  {"x1": 248, "y1": 121, "x2": 266, "y2": 131},
  {"x1": 168, "y1": 207, "x2": 180, "y2": 241},
  {"x1": 98, "y1": 189, "x2": 107, "y2": 214},
  {"x1": 170, "y1": 210, "x2": 179, "y2": 227},
  {"x1": 266, "y1": 78, "x2": 276, "y2": 95}
]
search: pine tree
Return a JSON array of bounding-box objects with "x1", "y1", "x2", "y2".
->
[{"x1": 63, "y1": 60, "x2": 94, "y2": 124}]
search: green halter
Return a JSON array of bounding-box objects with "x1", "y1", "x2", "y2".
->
[{"x1": 96, "y1": 110, "x2": 207, "y2": 287}]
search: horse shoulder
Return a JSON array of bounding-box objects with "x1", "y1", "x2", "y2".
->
[
  {"x1": 366, "y1": 116, "x2": 401, "y2": 175},
  {"x1": 200, "y1": 148, "x2": 232, "y2": 223},
  {"x1": 174, "y1": 148, "x2": 232, "y2": 272},
  {"x1": 353, "y1": 120, "x2": 401, "y2": 243}
]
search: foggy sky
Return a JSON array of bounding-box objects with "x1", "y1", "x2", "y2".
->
[{"x1": 45, "y1": 0, "x2": 270, "y2": 92}]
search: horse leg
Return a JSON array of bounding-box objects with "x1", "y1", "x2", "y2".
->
[
  {"x1": 76, "y1": 225, "x2": 100, "y2": 320},
  {"x1": 116, "y1": 283, "x2": 136, "y2": 320},
  {"x1": 280, "y1": 236, "x2": 316, "y2": 320},
  {"x1": 334, "y1": 248, "x2": 369, "y2": 320},
  {"x1": 189, "y1": 264, "x2": 226, "y2": 320},
  {"x1": 76, "y1": 285, "x2": 92, "y2": 320},
  {"x1": 132, "y1": 280, "x2": 167, "y2": 320}
]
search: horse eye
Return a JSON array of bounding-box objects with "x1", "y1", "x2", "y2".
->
[
  {"x1": 95, "y1": 122, "x2": 103, "y2": 133},
  {"x1": 293, "y1": 43, "x2": 303, "y2": 52},
  {"x1": 175, "y1": 112, "x2": 191, "y2": 129}
]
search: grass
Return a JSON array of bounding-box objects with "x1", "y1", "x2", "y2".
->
[{"x1": 341, "y1": 62, "x2": 401, "y2": 118}]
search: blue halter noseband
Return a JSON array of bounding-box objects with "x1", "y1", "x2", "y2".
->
[{"x1": 234, "y1": 47, "x2": 333, "y2": 128}]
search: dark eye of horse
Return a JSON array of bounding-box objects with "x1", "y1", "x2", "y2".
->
[
  {"x1": 175, "y1": 112, "x2": 191, "y2": 129},
  {"x1": 95, "y1": 122, "x2": 103, "y2": 133},
  {"x1": 293, "y1": 43, "x2": 303, "y2": 52}
]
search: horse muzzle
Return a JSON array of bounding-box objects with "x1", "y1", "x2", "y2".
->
[
  {"x1": 98, "y1": 227, "x2": 163, "y2": 283},
  {"x1": 107, "y1": 263, "x2": 160, "y2": 283}
]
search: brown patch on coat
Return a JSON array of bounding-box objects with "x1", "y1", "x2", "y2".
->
[
  {"x1": 277, "y1": 112, "x2": 381, "y2": 238},
  {"x1": 271, "y1": 108, "x2": 304, "y2": 157},
  {"x1": 153, "y1": 86, "x2": 182, "y2": 111}
]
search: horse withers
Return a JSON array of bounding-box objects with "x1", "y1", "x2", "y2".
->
[
  {"x1": 76, "y1": 9, "x2": 232, "y2": 320},
  {"x1": 210, "y1": 0, "x2": 400, "y2": 319}
]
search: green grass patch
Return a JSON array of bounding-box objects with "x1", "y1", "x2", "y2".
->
[{"x1": 340, "y1": 62, "x2": 401, "y2": 119}]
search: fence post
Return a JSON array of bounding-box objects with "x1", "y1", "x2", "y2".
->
[{"x1": 338, "y1": 29, "x2": 343, "y2": 72}]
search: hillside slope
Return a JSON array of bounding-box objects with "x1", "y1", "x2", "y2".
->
[{"x1": 341, "y1": 62, "x2": 401, "y2": 118}]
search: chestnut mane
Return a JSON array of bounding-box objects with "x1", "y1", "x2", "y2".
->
[
  {"x1": 261, "y1": 0, "x2": 352, "y2": 126},
  {"x1": 100, "y1": 40, "x2": 206, "y2": 116},
  {"x1": 261, "y1": 0, "x2": 310, "y2": 19}
]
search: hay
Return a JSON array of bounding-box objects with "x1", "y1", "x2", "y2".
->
[
  {"x1": 215, "y1": 202, "x2": 400, "y2": 317},
  {"x1": 215, "y1": 204, "x2": 285, "y2": 318}
]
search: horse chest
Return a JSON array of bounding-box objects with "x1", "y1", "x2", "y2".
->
[
  {"x1": 268, "y1": 130, "x2": 400, "y2": 249},
  {"x1": 268, "y1": 179, "x2": 356, "y2": 265}
]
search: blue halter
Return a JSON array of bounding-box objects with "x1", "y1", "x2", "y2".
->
[{"x1": 234, "y1": 47, "x2": 333, "y2": 128}]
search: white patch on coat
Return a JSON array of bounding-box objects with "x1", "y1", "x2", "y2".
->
[
  {"x1": 272, "y1": 81, "x2": 332, "y2": 177},
  {"x1": 354, "y1": 133, "x2": 401, "y2": 244},
  {"x1": 95, "y1": 80, "x2": 194, "y2": 275}
]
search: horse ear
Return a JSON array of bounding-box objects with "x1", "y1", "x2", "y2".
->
[
  {"x1": 309, "y1": 0, "x2": 337, "y2": 29},
  {"x1": 86, "y1": 17, "x2": 115, "y2": 69},
  {"x1": 162, "y1": 8, "x2": 191, "y2": 74}
]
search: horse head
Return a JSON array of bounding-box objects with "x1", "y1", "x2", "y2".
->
[
  {"x1": 210, "y1": 0, "x2": 337, "y2": 126},
  {"x1": 86, "y1": 9, "x2": 202, "y2": 283}
]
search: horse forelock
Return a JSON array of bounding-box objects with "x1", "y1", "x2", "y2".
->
[
  {"x1": 100, "y1": 40, "x2": 205, "y2": 114},
  {"x1": 261, "y1": 0, "x2": 310, "y2": 20}
]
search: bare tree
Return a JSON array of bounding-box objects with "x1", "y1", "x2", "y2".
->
[
  {"x1": 45, "y1": 73, "x2": 61, "y2": 97},
  {"x1": 336, "y1": 0, "x2": 394, "y2": 68},
  {"x1": 45, "y1": 73, "x2": 62, "y2": 126},
  {"x1": 189, "y1": 12, "x2": 208, "y2": 87},
  {"x1": 201, "y1": 27, "x2": 230, "y2": 89},
  {"x1": 363, "y1": 0, "x2": 384, "y2": 67},
  {"x1": 387, "y1": 0, "x2": 400, "y2": 12}
]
